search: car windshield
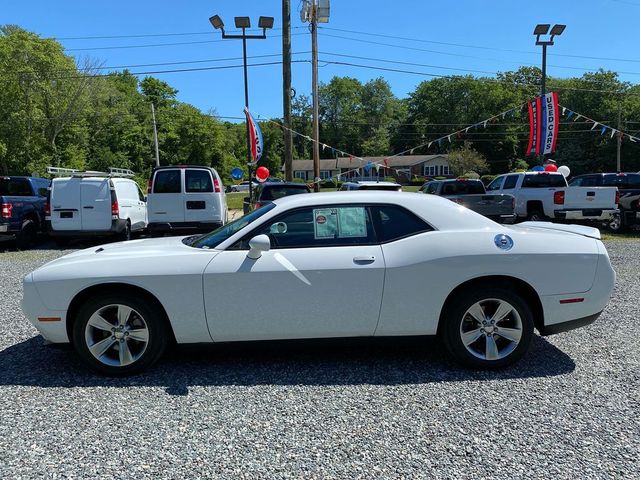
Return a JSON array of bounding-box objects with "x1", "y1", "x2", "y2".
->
[
  {"x1": 189, "y1": 203, "x2": 276, "y2": 249},
  {"x1": 260, "y1": 185, "x2": 310, "y2": 200}
]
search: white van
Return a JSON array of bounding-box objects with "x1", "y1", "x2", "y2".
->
[
  {"x1": 146, "y1": 166, "x2": 227, "y2": 236},
  {"x1": 46, "y1": 167, "x2": 147, "y2": 244}
]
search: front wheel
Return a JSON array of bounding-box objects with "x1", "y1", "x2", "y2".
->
[
  {"x1": 72, "y1": 293, "x2": 169, "y2": 376},
  {"x1": 16, "y1": 219, "x2": 38, "y2": 249},
  {"x1": 118, "y1": 221, "x2": 131, "y2": 241},
  {"x1": 440, "y1": 288, "x2": 534, "y2": 369}
]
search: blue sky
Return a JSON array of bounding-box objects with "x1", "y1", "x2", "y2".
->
[{"x1": 3, "y1": 0, "x2": 639, "y2": 121}]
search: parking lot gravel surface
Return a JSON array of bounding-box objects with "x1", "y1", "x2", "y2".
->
[{"x1": 0, "y1": 240, "x2": 638, "y2": 479}]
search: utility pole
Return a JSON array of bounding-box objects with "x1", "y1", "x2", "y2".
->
[
  {"x1": 617, "y1": 109, "x2": 622, "y2": 172},
  {"x1": 151, "y1": 102, "x2": 160, "y2": 167},
  {"x1": 282, "y1": 0, "x2": 293, "y2": 181},
  {"x1": 311, "y1": 4, "x2": 320, "y2": 192}
]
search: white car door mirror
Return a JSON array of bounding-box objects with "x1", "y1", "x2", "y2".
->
[{"x1": 247, "y1": 234, "x2": 271, "y2": 259}]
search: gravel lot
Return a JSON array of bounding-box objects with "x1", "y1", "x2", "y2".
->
[{"x1": 0, "y1": 239, "x2": 638, "y2": 479}]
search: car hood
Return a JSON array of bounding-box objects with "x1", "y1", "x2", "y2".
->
[{"x1": 37, "y1": 236, "x2": 206, "y2": 271}]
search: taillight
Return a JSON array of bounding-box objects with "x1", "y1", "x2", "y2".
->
[
  {"x1": 213, "y1": 178, "x2": 221, "y2": 193},
  {"x1": 147, "y1": 177, "x2": 152, "y2": 194},
  {"x1": 44, "y1": 201, "x2": 50, "y2": 216},
  {"x1": 554, "y1": 191, "x2": 565, "y2": 205},
  {"x1": 111, "y1": 199, "x2": 119, "y2": 216},
  {"x1": 615, "y1": 190, "x2": 620, "y2": 205},
  {"x1": 1, "y1": 203, "x2": 12, "y2": 219},
  {"x1": 255, "y1": 202, "x2": 263, "y2": 209}
]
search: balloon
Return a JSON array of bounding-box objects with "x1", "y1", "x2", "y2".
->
[
  {"x1": 544, "y1": 164, "x2": 558, "y2": 172},
  {"x1": 256, "y1": 166, "x2": 270, "y2": 182},
  {"x1": 532, "y1": 165, "x2": 545, "y2": 172},
  {"x1": 557, "y1": 165, "x2": 571, "y2": 178},
  {"x1": 231, "y1": 167, "x2": 244, "y2": 181}
]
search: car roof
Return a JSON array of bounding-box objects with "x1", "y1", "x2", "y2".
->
[{"x1": 270, "y1": 191, "x2": 495, "y2": 231}]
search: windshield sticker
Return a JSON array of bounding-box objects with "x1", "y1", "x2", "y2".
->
[
  {"x1": 313, "y1": 208, "x2": 338, "y2": 238},
  {"x1": 338, "y1": 207, "x2": 367, "y2": 238}
]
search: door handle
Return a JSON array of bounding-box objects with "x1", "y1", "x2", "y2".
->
[
  {"x1": 83, "y1": 206, "x2": 94, "y2": 209},
  {"x1": 353, "y1": 255, "x2": 375, "y2": 264}
]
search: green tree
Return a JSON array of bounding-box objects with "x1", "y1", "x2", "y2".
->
[{"x1": 447, "y1": 144, "x2": 489, "y2": 176}]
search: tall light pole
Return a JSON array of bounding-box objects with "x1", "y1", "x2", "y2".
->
[
  {"x1": 534, "y1": 23, "x2": 565, "y2": 163},
  {"x1": 301, "y1": 1, "x2": 330, "y2": 192},
  {"x1": 210, "y1": 14, "x2": 274, "y2": 202}
]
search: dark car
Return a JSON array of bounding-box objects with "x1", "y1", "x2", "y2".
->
[
  {"x1": 243, "y1": 182, "x2": 311, "y2": 214},
  {"x1": 569, "y1": 172, "x2": 640, "y2": 232},
  {"x1": 0, "y1": 176, "x2": 50, "y2": 248}
]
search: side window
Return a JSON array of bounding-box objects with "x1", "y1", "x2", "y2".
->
[
  {"x1": 486, "y1": 177, "x2": 504, "y2": 191},
  {"x1": 236, "y1": 205, "x2": 376, "y2": 249},
  {"x1": 153, "y1": 170, "x2": 181, "y2": 194},
  {"x1": 627, "y1": 174, "x2": 640, "y2": 189},
  {"x1": 502, "y1": 175, "x2": 519, "y2": 190},
  {"x1": 185, "y1": 170, "x2": 213, "y2": 193},
  {"x1": 581, "y1": 176, "x2": 598, "y2": 187},
  {"x1": 569, "y1": 177, "x2": 583, "y2": 186},
  {"x1": 426, "y1": 183, "x2": 438, "y2": 194},
  {"x1": 136, "y1": 185, "x2": 146, "y2": 201},
  {"x1": 372, "y1": 205, "x2": 433, "y2": 243}
]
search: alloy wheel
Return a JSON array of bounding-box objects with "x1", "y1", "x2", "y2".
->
[
  {"x1": 84, "y1": 304, "x2": 150, "y2": 367},
  {"x1": 459, "y1": 298, "x2": 523, "y2": 361}
]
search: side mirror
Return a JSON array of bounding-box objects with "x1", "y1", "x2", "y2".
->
[{"x1": 247, "y1": 234, "x2": 271, "y2": 259}]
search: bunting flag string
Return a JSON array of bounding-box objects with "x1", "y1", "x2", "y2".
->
[
  {"x1": 560, "y1": 104, "x2": 640, "y2": 145},
  {"x1": 257, "y1": 102, "x2": 527, "y2": 185}
]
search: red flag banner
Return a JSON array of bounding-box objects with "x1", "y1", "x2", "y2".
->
[{"x1": 527, "y1": 92, "x2": 559, "y2": 156}]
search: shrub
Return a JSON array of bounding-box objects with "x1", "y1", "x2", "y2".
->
[
  {"x1": 480, "y1": 175, "x2": 496, "y2": 186},
  {"x1": 292, "y1": 177, "x2": 305, "y2": 183}
]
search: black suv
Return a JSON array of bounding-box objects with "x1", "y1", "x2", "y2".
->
[
  {"x1": 569, "y1": 172, "x2": 640, "y2": 232},
  {"x1": 243, "y1": 182, "x2": 311, "y2": 214}
]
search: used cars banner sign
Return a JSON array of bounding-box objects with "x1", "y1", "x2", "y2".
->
[
  {"x1": 527, "y1": 92, "x2": 559, "y2": 156},
  {"x1": 244, "y1": 107, "x2": 263, "y2": 164}
]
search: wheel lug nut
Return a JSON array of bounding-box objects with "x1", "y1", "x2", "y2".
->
[{"x1": 111, "y1": 336, "x2": 115, "y2": 340}]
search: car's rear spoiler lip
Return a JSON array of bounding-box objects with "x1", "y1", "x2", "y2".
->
[{"x1": 514, "y1": 221, "x2": 602, "y2": 240}]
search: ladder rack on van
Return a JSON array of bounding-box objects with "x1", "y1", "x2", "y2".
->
[{"x1": 47, "y1": 166, "x2": 135, "y2": 178}]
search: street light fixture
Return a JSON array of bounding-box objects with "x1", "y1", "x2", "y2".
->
[
  {"x1": 534, "y1": 23, "x2": 566, "y2": 97},
  {"x1": 209, "y1": 14, "x2": 274, "y2": 201}
]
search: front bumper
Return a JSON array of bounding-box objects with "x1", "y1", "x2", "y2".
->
[
  {"x1": 21, "y1": 273, "x2": 69, "y2": 343},
  {"x1": 488, "y1": 214, "x2": 516, "y2": 224},
  {"x1": 554, "y1": 208, "x2": 618, "y2": 221}
]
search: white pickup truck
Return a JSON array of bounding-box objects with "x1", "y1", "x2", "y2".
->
[{"x1": 486, "y1": 172, "x2": 619, "y2": 223}]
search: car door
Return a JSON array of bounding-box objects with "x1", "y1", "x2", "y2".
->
[
  {"x1": 148, "y1": 169, "x2": 184, "y2": 223},
  {"x1": 80, "y1": 178, "x2": 112, "y2": 231},
  {"x1": 184, "y1": 168, "x2": 218, "y2": 223},
  {"x1": 203, "y1": 205, "x2": 385, "y2": 342}
]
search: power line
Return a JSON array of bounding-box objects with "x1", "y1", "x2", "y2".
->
[
  {"x1": 64, "y1": 33, "x2": 307, "y2": 51},
  {"x1": 321, "y1": 26, "x2": 640, "y2": 65},
  {"x1": 54, "y1": 27, "x2": 305, "y2": 41}
]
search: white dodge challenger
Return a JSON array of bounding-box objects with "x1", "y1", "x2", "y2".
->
[{"x1": 22, "y1": 192, "x2": 615, "y2": 375}]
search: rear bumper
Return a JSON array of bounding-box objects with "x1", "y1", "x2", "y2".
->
[
  {"x1": 148, "y1": 221, "x2": 222, "y2": 234},
  {"x1": 539, "y1": 311, "x2": 601, "y2": 336},
  {"x1": 46, "y1": 219, "x2": 127, "y2": 237},
  {"x1": 554, "y1": 208, "x2": 618, "y2": 221},
  {"x1": 487, "y1": 213, "x2": 516, "y2": 224}
]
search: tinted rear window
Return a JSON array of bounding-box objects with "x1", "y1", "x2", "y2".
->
[
  {"x1": 602, "y1": 174, "x2": 640, "y2": 189},
  {"x1": 260, "y1": 185, "x2": 310, "y2": 201},
  {"x1": 372, "y1": 205, "x2": 433, "y2": 243},
  {"x1": 0, "y1": 178, "x2": 32, "y2": 196},
  {"x1": 521, "y1": 174, "x2": 566, "y2": 188},
  {"x1": 185, "y1": 169, "x2": 213, "y2": 193},
  {"x1": 153, "y1": 170, "x2": 181, "y2": 193},
  {"x1": 440, "y1": 181, "x2": 485, "y2": 195}
]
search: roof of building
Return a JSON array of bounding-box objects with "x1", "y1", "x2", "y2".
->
[{"x1": 288, "y1": 154, "x2": 449, "y2": 171}]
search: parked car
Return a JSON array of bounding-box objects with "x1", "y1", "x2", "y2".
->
[
  {"x1": 23, "y1": 191, "x2": 614, "y2": 375},
  {"x1": 419, "y1": 178, "x2": 516, "y2": 224},
  {"x1": 147, "y1": 166, "x2": 227, "y2": 236},
  {"x1": 0, "y1": 175, "x2": 50, "y2": 248},
  {"x1": 47, "y1": 167, "x2": 146, "y2": 245},
  {"x1": 243, "y1": 181, "x2": 310, "y2": 214},
  {"x1": 487, "y1": 171, "x2": 618, "y2": 223},
  {"x1": 227, "y1": 180, "x2": 256, "y2": 193},
  {"x1": 569, "y1": 172, "x2": 640, "y2": 233},
  {"x1": 339, "y1": 180, "x2": 402, "y2": 191}
]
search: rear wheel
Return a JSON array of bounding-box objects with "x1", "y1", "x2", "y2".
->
[
  {"x1": 440, "y1": 287, "x2": 534, "y2": 369},
  {"x1": 527, "y1": 209, "x2": 546, "y2": 222},
  {"x1": 118, "y1": 221, "x2": 131, "y2": 241},
  {"x1": 608, "y1": 210, "x2": 627, "y2": 233},
  {"x1": 72, "y1": 293, "x2": 169, "y2": 376},
  {"x1": 16, "y1": 219, "x2": 37, "y2": 250}
]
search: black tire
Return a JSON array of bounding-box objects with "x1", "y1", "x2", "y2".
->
[
  {"x1": 118, "y1": 221, "x2": 131, "y2": 241},
  {"x1": 72, "y1": 293, "x2": 169, "y2": 376},
  {"x1": 608, "y1": 210, "x2": 628, "y2": 233},
  {"x1": 526, "y1": 209, "x2": 546, "y2": 222},
  {"x1": 16, "y1": 219, "x2": 37, "y2": 250},
  {"x1": 54, "y1": 237, "x2": 70, "y2": 248},
  {"x1": 440, "y1": 287, "x2": 534, "y2": 369}
]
